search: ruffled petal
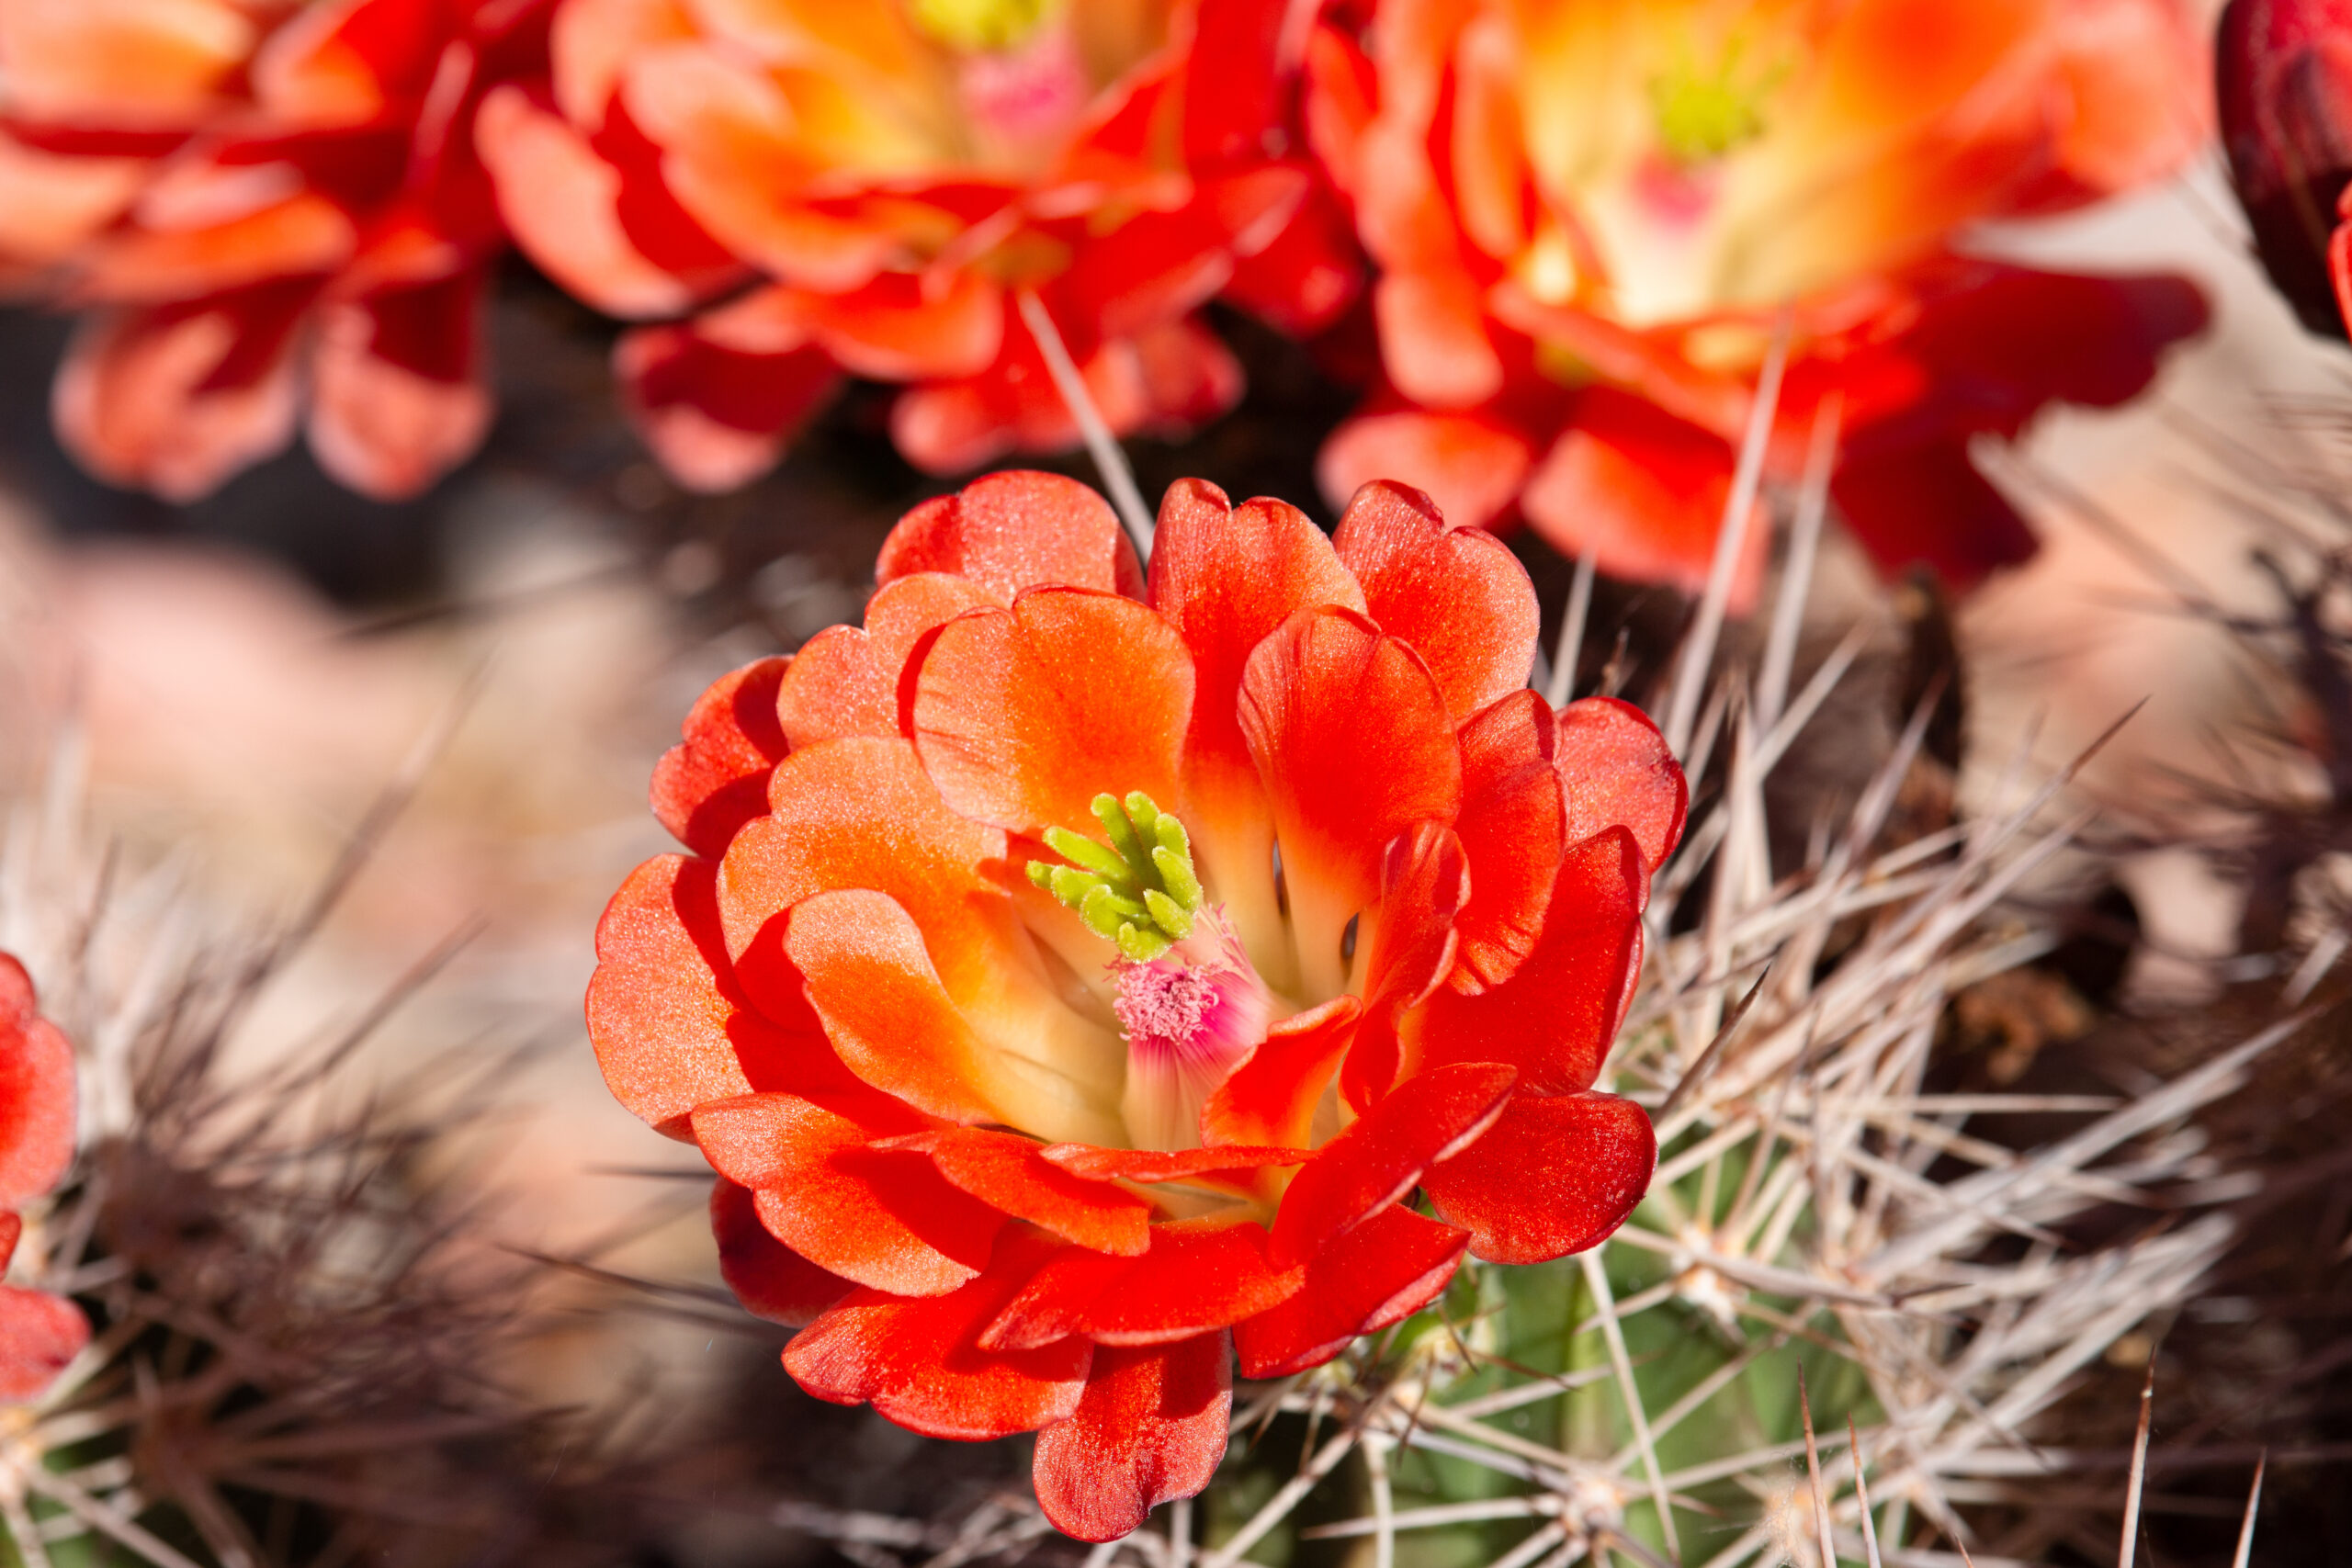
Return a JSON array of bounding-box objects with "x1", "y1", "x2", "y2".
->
[
  {"x1": 775, "y1": 573, "x2": 996, "y2": 750},
  {"x1": 1148, "y1": 479, "x2": 1364, "y2": 981},
  {"x1": 784, "y1": 1243, "x2": 1094, "y2": 1440},
  {"x1": 1555, "y1": 698, "x2": 1687, "y2": 871},
  {"x1": 1453, "y1": 692, "x2": 1567, "y2": 990},
  {"x1": 1407, "y1": 827, "x2": 1646, "y2": 1094},
  {"x1": 711, "y1": 1177, "x2": 854, "y2": 1326},
  {"x1": 1238, "y1": 607, "x2": 1463, "y2": 1000},
  {"x1": 1331, "y1": 479, "x2": 1539, "y2": 724},
  {"x1": 1268, "y1": 1061, "x2": 1516, "y2": 1269},
  {"x1": 693, "y1": 1092, "x2": 1002, "y2": 1297},
  {"x1": 587, "y1": 855, "x2": 836, "y2": 1138},
  {"x1": 910, "y1": 587, "x2": 1193, "y2": 839},
  {"x1": 0, "y1": 957, "x2": 74, "y2": 1205},
  {"x1": 0, "y1": 1286, "x2": 88, "y2": 1402},
  {"x1": 894, "y1": 1127, "x2": 1153, "y2": 1258},
  {"x1": 1421, "y1": 1090, "x2": 1657, "y2": 1265},
  {"x1": 1234, "y1": 1203, "x2": 1467, "y2": 1379},
  {"x1": 1034, "y1": 1333, "x2": 1232, "y2": 1542},
  {"x1": 649, "y1": 656, "x2": 789, "y2": 858},
  {"x1": 1201, "y1": 998, "x2": 1360, "y2": 1150},
  {"x1": 985, "y1": 1218, "x2": 1305, "y2": 1350},
  {"x1": 876, "y1": 470, "x2": 1143, "y2": 603}
]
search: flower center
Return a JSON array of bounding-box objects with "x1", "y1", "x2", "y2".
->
[
  {"x1": 1029, "y1": 794, "x2": 1272, "y2": 1151},
  {"x1": 1646, "y1": 29, "x2": 1781, "y2": 165},
  {"x1": 907, "y1": 0, "x2": 1062, "y2": 54}
]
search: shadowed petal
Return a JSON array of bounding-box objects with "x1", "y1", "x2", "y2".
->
[
  {"x1": 1453, "y1": 692, "x2": 1567, "y2": 989},
  {"x1": 649, "y1": 656, "x2": 788, "y2": 857},
  {"x1": 711, "y1": 1177, "x2": 854, "y2": 1326},
  {"x1": 1034, "y1": 1333, "x2": 1232, "y2": 1542}
]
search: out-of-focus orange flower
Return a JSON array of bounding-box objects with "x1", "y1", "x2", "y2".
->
[
  {"x1": 0, "y1": 0, "x2": 552, "y2": 501},
  {"x1": 0, "y1": 955, "x2": 85, "y2": 1402},
  {"x1": 586, "y1": 470, "x2": 1682, "y2": 1538},
  {"x1": 1308, "y1": 0, "x2": 2211, "y2": 601},
  {"x1": 475, "y1": 0, "x2": 1360, "y2": 489},
  {"x1": 2220, "y1": 0, "x2": 2352, "y2": 336}
]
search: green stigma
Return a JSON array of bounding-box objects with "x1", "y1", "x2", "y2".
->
[
  {"x1": 1025, "y1": 792, "x2": 1205, "y2": 964},
  {"x1": 908, "y1": 0, "x2": 1060, "y2": 52},
  {"x1": 1647, "y1": 32, "x2": 1781, "y2": 164}
]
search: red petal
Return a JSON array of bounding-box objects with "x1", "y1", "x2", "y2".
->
[
  {"x1": 0, "y1": 956, "x2": 74, "y2": 1205},
  {"x1": 650, "y1": 656, "x2": 788, "y2": 858},
  {"x1": 586, "y1": 855, "x2": 831, "y2": 1138},
  {"x1": 1331, "y1": 479, "x2": 1539, "y2": 724},
  {"x1": 785, "y1": 1246, "x2": 1093, "y2": 1440},
  {"x1": 1421, "y1": 1090, "x2": 1657, "y2": 1264},
  {"x1": 876, "y1": 470, "x2": 1143, "y2": 603},
  {"x1": 1453, "y1": 692, "x2": 1567, "y2": 989},
  {"x1": 1234, "y1": 1204, "x2": 1467, "y2": 1379},
  {"x1": 614, "y1": 320, "x2": 838, "y2": 492},
  {"x1": 0, "y1": 1286, "x2": 87, "y2": 1401},
  {"x1": 693, "y1": 1092, "x2": 1001, "y2": 1297},
  {"x1": 1201, "y1": 998, "x2": 1360, "y2": 1151},
  {"x1": 1316, "y1": 411, "x2": 1532, "y2": 535},
  {"x1": 0, "y1": 1214, "x2": 18, "y2": 1274},
  {"x1": 1555, "y1": 697, "x2": 1687, "y2": 871},
  {"x1": 899, "y1": 1128, "x2": 1152, "y2": 1257},
  {"x1": 775, "y1": 573, "x2": 995, "y2": 750},
  {"x1": 710, "y1": 1178, "x2": 854, "y2": 1326},
  {"x1": 1238, "y1": 606, "x2": 1462, "y2": 999},
  {"x1": 910, "y1": 588, "x2": 1193, "y2": 838},
  {"x1": 1345, "y1": 822, "x2": 1467, "y2": 1111},
  {"x1": 987, "y1": 1218, "x2": 1305, "y2": 1350},
  {"x1": 305, "y1": 286, "x2": 492, "y2": 502},
  {"x1": 1034, "y1": 1334, "x2": 1232, "y2": 1542},
  {"x1": 1148, "y1": 479, "x2": 1364, "y2": 975},
  {"x1": 1829, "y1": 437, "x2": 2040, "y2": 588},
  {"x1": 1268, "y1": 1062, "x2": 1516, "y2": 1269},
  {"x1": 1408, "y1": 827, "x2": 1647, "y2": 1095}
]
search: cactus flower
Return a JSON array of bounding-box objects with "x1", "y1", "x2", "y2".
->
[
  {"x1": 0, "y1": 955, "x2": 85, "y2": 1401},
  {"x1": 587, "y1": 469, "x2": 1682, "y2": 1539}
]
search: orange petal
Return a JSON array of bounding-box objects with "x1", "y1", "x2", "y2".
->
[
  {"x1": 1421, "y1": 1090, "x2": 1656, "y2": 1264},
  {"x1": 1235, "y1": 1204, "x2": 1466, "y2": 1379},
  {"x1": 775, "y1": 573, "x2": 996, "y2": 750},
  {"x1": 802, "y1": 269, "x2": 1004, "y2": 382},
  {"x1": 1556, "y1": 697, "x2": 1688, "y2": 871},
  {"x1": 693, "y1": 1092, "x2": 1001, "y2": 1297},
  {"x1": 587, "y1": 855, "x2": 851, "y2": 1138},
  {"x1": 1345, "y1": 822, "x2": 1468, "y2": 1111},
  {"x1": 1148, "y1": 478, "x2": 1365, "y2": 977},
  {"x1": 910, "y1": 587, "x2": 1193, "y2": 838},
  {"x1": 1373, "y1": 270, "x2": 1501, "y2": 409},
  {"x1": 986, "y1": 1218, "x2": 1305, "y2": 1350},
  {"x1": 475, "y1": 84, "x2": 704, "y2": 320},
  {"x1": 1315, "y1": 410, "x2": 1532, "y2": 535},
  {"x1": 650, "y1": 656, "x2": 790, "y2": 859},
  {"x1": 1269, "y1": 1061, "x2": 1515, "y2": 1269},
  {"x1": 1452, "y1": 691, "x2": 1567, "y2": 990},
  {"x1": 1408, "y1": 827, "x2": 1646, "y2": 1095},
  {"x1": 711, "y1": 1177, "x2": 854, "y2": 1325},
  {"x1": 1201, "y1": 997, "x2": 1360, "y2": 1151},
  {"x1": 1040, "y1": 1145, "x2": 1311, "y2": 1185},
  {"x1": 0, "y1": 957, "x2": 74, "y2": 1206},
  {"x1": 784, "y1": 889, "x2": 1009, "y2": 1126},
  {"x1": 53, "y1": 300, "x2": 303, "y2": 503},
  {"x1": 785, "y1": 1240, "x2": 1094, "y2": 1439},
  {"x1": 1332, "y1": 479, "x2": 1538, "y2": 726},
  {"x1": 876, "y1": 470, "x2": 1143, "y2": 603},
  {"x1": 1034, "y1": 1333, "x2": 1232, "y2": 1542},
  {"x1": 897, "y1": 1128, "x2": 1153, "y2": 1257},
  {"x1": 1238, "y1": 606, "x2": 1462, "y2": 999}
]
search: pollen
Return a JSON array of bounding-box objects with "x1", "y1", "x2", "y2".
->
[
  {"x1": 1113, "y1": 964, "x2": 1216, "y2": 1047},
  {"x1": 909, "y1": 0, "x2": 1063, "y2": 53}
]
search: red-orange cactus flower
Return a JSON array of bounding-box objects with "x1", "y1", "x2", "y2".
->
[
  {"x1": 0, "y1": 955, "x2": 85, "y2": 1402},
  {"x1": 474, "y1": 0, "x2": 1360, "y2": 490},
  {"x1": 0, "y1": 0, "x2": 551, "y2": 501},
  {"x1": 588, "y1": 469, "x2": 1683, "y2": 1540},
  {"x1": 1307, "y1": 0, "x2": 2211, "y2": 600}
]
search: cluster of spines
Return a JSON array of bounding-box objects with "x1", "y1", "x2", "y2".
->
[{"x1": 1026, "y1": 793, "x2": 1204, "y2": 963}]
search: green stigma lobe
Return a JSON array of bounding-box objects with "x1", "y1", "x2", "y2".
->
[{"x1": 1028, "y1": 792, "x2": 1205, "y2": 960}]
